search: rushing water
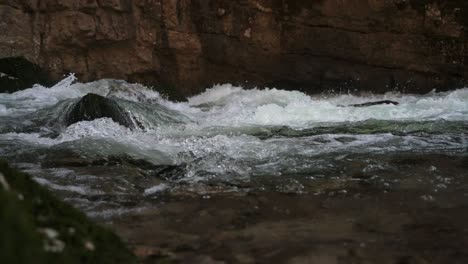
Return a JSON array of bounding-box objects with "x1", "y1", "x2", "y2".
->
[{"x1": 1, "y1": 75, "x2": 467, "y2": 217}]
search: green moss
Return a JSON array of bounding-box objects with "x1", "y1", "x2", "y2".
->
[{"x1": 0, "y1": 160, "x2": 137, "y2": 264}]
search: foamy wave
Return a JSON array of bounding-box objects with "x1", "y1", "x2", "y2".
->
[
  {"x1": 2, "y1": 75, "x2": 468, "y2": 125},
  {"x1": 0, "y1": 74, "x2": 164, "y2": 116},
  {"x1": 185, "y1": 84, "x2": 468, "y2": 127},
  {"x1": 59, "y1": 118, "x2": 132, "y2": 142},
  {"x1": 188, "y1": 84, "x2": 310, "y2": 107}
]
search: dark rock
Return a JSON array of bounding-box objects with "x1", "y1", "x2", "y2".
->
[
  {"x1": 65, "y1": 93, "x2": 143, "y2": 129},
  {"x1": 337, "y1": 100, "x2": 399, "y2": 107},
  {"x1": 0, "y1": 57, "x2": 51, "y2": 93},
  {"x1": 347, "y1": 100, "x2": 400, "y2": 107}
]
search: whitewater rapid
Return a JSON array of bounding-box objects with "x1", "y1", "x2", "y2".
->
[
  {"x1": 0, "y1": 75, "x2": 467, "y2": 216},
  {"x1": 2, "y1": 74, "x2": 468, "y2": 122}
]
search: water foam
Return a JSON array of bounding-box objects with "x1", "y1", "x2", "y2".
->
[
  {"x1": 2, "y1": 75, "x2": 468, "y2": 125},
  {"x1": 0, "y1": 74, "x2": 164, "y2": 116},
  {"x1": 1, "y1": 76, "x2": 467, "y2": 213},
  {"x1": 1, "y1": 78, "x2": 467, "y2": 167},
  {"x1": 185, "y1": 84, "x2": 468, "y2": 127}
]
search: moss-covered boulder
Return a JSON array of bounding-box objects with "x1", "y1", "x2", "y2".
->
[{"x1": 0, "y1": 160, "x2": 137, "y2": 264}]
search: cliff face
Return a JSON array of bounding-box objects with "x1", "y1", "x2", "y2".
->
[{"x1": 1, "y1": 0, "x2": 468, "y2": 97}]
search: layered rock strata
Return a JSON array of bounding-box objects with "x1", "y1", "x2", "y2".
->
[{"x1": 1, "y1": 0, "x2": 468, "y2": 97}]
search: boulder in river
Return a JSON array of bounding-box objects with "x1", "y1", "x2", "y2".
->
[
  {"x1": 65, "y1": 93, "x2": 143, "y2": 129},
  {"x1": 337, "y1": 100, "x2": 399, "y2": 107},
  {"x1": 348, "y1": 100, "x2": 399, "y2": 107}
]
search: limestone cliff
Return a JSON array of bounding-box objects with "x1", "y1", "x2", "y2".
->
[{"x1": 1, "y1": 0, "x2": 468, "y2": 97}]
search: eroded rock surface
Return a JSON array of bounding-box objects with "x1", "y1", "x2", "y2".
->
[{"x1": 2, "y1": 1, "x2": 468, "y2": 97}]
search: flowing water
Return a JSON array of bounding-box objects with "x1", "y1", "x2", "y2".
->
[{"x1": 1, "y1": 74, "x2": 467, "y2": 218}]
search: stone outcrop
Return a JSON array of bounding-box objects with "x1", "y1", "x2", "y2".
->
[{"x1": 1, "y1": 0, "x2": 468, "y2": 98}]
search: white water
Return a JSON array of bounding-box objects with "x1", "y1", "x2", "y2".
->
[
  {"x1": 1, "y1": 75, "x2": 467, "y2": 162},
  {"x1": 1, "y1": 75, "x2": 468, "y2": 123},
  {"x1": 1, "y1": 75, "x2": 467, "y2": 214}
]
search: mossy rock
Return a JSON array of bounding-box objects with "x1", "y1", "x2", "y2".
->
[{"x1": 0, "y1": 160, "x2": 137, "y2": 264}]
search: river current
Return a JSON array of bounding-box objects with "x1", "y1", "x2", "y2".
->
[{"x1": 1, "y1": 74, "x2": 467, "y2": 217}]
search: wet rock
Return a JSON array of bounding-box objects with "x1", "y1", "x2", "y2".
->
[
  {"x1": 347, "y1": 100, "x2": 400, "y2": 107},
  {"x1": 336, "y1": 100, "x2": 399, "y2": 107},
  {"x1": 64, "y1": 93, "x2": 143, "y2": 129},
  {"x1": 0, "y1": 57, "x2": 51, "y2": 93}
]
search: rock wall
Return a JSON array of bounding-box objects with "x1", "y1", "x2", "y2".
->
[{"x1": 1, "y1": 0, "x2": 468, "y2": 97}]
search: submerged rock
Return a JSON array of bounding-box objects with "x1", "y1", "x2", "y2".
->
[
  {"x1": 65, "y1": 93, "x2": 143, "y2": 129},
  {"x1": 338, "y1": 100, "x2": 399, "y2": 107},
  {"x1": 348, "y1": 100, "x2": 399, "y2": 107}
]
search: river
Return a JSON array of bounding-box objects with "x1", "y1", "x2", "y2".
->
[{"x1": 1, "y1": 75, "x2": 468, "y2": 262}]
